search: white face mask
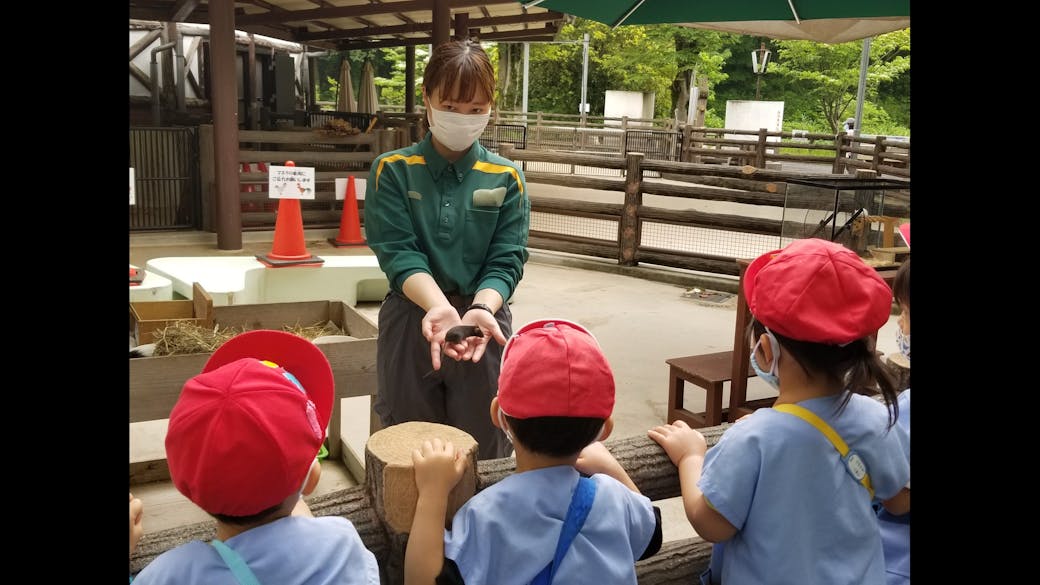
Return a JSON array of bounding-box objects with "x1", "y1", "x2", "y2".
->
[{"x1": 427, "y1": 104, "x2": 490, "y2": 152}]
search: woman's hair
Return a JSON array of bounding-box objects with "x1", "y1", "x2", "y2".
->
[
  {"x1": 749, "y1": 317, "x2": 900, "y2": 427},
  {"x1": 422, "y1": 39, "x2": 496, "y2": 106},
  {"x1": 892, "y1": 258, "x2": 910, "y2": 309},
  {"x1": 503, "y1": 414, "x2": 605, "y2": 458}
]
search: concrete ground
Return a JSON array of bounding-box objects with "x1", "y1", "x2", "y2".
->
[{"x1": 129, "y1": 226, "x2": 905, "y2": 546}]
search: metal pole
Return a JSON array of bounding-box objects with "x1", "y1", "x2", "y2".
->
[
  {"x1": 580, "y1": 33, "x2": 589, "y2": 121},
  {"x1": 522, "y1": 41, "x2": 529, "y2": 124},
  {"x1": 853, "y1": 37, "x2": 872, "y2": 136},
  {"x1": 755, "y1": 75, "x2": 762, "y2": 100}
]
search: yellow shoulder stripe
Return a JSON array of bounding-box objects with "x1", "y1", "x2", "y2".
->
[
  {"x1": 472, "y1": 161, "x2": 524, "y2": 196},
  {"x1": 375, "y1": 154, "x2": 426, "y2": 191}
]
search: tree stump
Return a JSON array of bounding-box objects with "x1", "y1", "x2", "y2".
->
[{"x1": 365, "y1": 421, "x2": 479, "y2": 585}]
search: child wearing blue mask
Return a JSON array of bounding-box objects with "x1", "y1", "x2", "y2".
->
[
  {"x1": 877, "y1": 238, "x2": 911, "y2": 585},
  {"x1": 649, "y1": 238, "x2": 911, "y2": 585}
]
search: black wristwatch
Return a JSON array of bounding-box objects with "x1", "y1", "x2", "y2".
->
[{"x1": 464, "y1": 303, "x2": 495, "y2": 316}]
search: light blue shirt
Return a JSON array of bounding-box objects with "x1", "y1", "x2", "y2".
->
[
  {"x1": 700, "y1": 393, "x2": 911, "y2": 585},
  {"x1": 131, "y1": 515, "x2": 380, "y2": 585},
  {"x1": 444, "y1": 465, "x2": 657, "y2": 585},
  {"x1": 879, "y1": 388, "x2": 911, "y2": 585}
]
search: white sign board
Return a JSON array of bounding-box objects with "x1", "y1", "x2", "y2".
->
[
  {"x1": 335, "y1": 177, "x2": 367, "y2": 201},
  {"x1": 129, "y1": 168, "x2": 136, "y2": 205},
  {"x1": 724, "y1": 100, "x2": 785, "y2": 143},
  {"x1": 269, "y1": 165, "x2": 316, "y2": 199}
]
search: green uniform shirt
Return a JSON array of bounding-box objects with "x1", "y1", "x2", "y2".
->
[{"x1": 364, "y1": 133, "x2": 530, "y2": 302}]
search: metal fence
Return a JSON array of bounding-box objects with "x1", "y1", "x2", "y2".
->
[{"x1": 129, "y1": 127, "x2": 200, "y2": 231}]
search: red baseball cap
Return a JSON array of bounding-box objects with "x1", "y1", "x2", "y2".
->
[
  {"x1": 165, "y1": 330, "x2": 335, "y2": 517},
  {"x1": 497, "y1": 319, "x2": 615, "y2": 419},
  {"x1": 898, "y1": 222, "x2": 910, "y2": 248},
  {"x1": 743, "y1": 239, "x2": 892, "y2": 345}
]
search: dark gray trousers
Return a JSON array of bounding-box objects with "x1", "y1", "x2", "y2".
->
[{"x1": 373, "y1": 291, "x2": 512, "y2": 460}]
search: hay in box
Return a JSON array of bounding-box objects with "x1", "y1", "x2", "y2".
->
[{"x1": 150, "y1": 320, "x2": 349, "y2": 356}]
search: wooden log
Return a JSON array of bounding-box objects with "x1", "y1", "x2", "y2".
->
[
  {"x1": 365, "y1": 422, "x2": 479, "y2": 585},
  {"x1": 524, "y1": 172, "x2": 627, "y2": 192},
  {"x1": 656, "y1": 174, "x2": 783, "y2": 194},
  {"x1": 635, "y1": 249, "x2": 742, "y2": 276},
  {"x1": 636, "y1": 537, "x2": 714, "y2": 584},
  {"x1": 531, "y1": 196, "x2": 622, "y2": 217},
  {"x1": 640, "y1": 160, "x2": 835, "y2": 182},
  {"x1": 639, "y1": 206, "x2": 782, "y2": 237},
  {"x1": 527, "y1": 234, "x2": 618, "y2": 260},
  {"x1": 620, "y1": 152, "x2": 645, "y2": 266},
  {"x1": 640, "y1": 181, "x2": 785, "y2": 207}
]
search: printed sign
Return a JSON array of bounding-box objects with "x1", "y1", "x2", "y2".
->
[
  {"x1": 335, "y1": 177, "x2": 367, "y2": 201},
  {"x1": 269, "y1": 165, "x2": 316, "y2": 199},
  {"x1": 129, "y1": 168, "x2": 136, "y2": 205}
]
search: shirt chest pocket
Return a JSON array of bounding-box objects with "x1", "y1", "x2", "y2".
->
[{"x1": 464, "y1": 207, "x2": 501, "y2": 264}]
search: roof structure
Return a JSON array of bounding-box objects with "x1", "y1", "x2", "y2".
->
[{"x1": 128, "y1": 0, "x2": 566, "y2": 50}]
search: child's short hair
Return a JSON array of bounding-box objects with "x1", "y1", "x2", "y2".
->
[
  {"x1": 165, "y1": 330, "x2": 334, "y2": 519},
  {"x1": 496, "y1": 320, "x2": 613, "y2": 455}
]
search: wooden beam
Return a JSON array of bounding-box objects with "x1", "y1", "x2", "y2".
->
[
  {"x1": 337, "y1": 33, "x2": 556, "y2": 51},
  {"x1": 167, "y1": 0, "x2": 201, "y2": 22},
  {"x1": 129, "y1": 29, "x2": 163, "y2": 61},
  {"x1": 129, "y1": 62, "x2": 152, "y2": 90},
  {"x1": 297, "y1": 11, "x2": 564, "y2": 42},
  {"x1": 236, "y1": 0, "x2": 520, "y2": 27}
]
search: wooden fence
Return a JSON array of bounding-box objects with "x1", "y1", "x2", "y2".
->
[
  {"x1": 680, "y1": 126, "x2": 909, "y2": 178},
  {"x1": 197, "y1": 124, "x2": 408, "y2": 231},
  {"x1": 500, "y1": 144, "x2": 910, "y2": 277}
]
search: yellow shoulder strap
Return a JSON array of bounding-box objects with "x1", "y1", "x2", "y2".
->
[{"x1": 773, "y1": 403, "x2": 875, "y2": 499}]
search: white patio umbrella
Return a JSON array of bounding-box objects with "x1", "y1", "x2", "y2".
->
[
  {"x1": 337, "y1": 58, "x2": 357, "y2": 113},
  {"x1": 357, "y1": 61, "x2": 379, "y2": 114}
]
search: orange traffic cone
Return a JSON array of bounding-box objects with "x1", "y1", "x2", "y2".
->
[
  {"x1": 256, "y1": 161, "x2": 325, "y2": 268},
  {"x1": 329, "y1": 175, "x2": 367, "y2": 247}
]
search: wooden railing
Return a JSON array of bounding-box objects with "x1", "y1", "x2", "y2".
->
[
  {"x1": 500, "y1": 145, "x2": 910, "y2": 278},
  {"x1": 197, "y1": 125, "x2": 405, "y2": 231},
  {"x1": 681, "y1": 127, "x2": 910, "y2": 178}
]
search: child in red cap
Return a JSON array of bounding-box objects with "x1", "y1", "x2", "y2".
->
[
  {"x1": 649, "y1": 238, "x2": 911, "y2": 585},
  {"x1": 131, "y1": 330, "x2": 380, "y2": 585},
  {"x1": 404, "y1": 319, "x2": 662, "y2": 585}
]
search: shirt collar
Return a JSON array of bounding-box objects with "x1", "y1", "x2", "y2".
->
[{"x1": 418, "y1": 132, "x2": 484, "y2": 182}]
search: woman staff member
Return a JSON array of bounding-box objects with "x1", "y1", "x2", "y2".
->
[{"x1": 364, "y1": 40, "x2": 530, "y2": 461}]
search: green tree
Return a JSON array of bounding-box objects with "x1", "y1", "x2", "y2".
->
[{"x1": 771, "y1": 29, "x2": 910, "y2": 133}]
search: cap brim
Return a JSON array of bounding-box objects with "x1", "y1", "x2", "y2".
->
[
  {"x1": 205, "y1": 330, "x2": 334, "y2": 431},
  {"x1": 898, "y1": 223, "x2": 910, "y2": 248},
  {"x1": 742, "y1": 248, "x2": 783, "y2": 313}
]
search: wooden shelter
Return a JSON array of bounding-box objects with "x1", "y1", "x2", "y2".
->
[{"x1": 129, "y1": 0, "x2": 564, "y2": 249}]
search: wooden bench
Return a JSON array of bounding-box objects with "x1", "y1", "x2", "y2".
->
[{"x1": 665, "y1": 351, "x2": 757, "y2": 428}]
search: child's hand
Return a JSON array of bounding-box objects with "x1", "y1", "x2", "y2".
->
[
  {"x1": 412, "y1": 438, "x2": 468, "y2": 497},
  {"x1": 648, "y1": 420, "x2": 708, "y2": 467},
  {"x1": 575, "y1": 441, "x2": 622, "y2": 477},
  {"x1": 129, "y1": 492, "x2": 144, "y2": 558}
]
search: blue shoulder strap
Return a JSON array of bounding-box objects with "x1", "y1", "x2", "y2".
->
[
  {"x1": 530, "y1": 476, "x2": 597, "y2": 585},
  {"x1": 211, "y1": 539, "x2": 263, "y2": 585}
]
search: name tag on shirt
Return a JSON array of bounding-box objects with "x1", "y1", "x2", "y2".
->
[{"x1": 472, "y1": 187, "x2": 506, "y2": 207}]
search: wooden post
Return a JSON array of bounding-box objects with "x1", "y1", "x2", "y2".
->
[
  {"x1": 832, "y1": 131, "x2": 847, "y2": 174},
  {"x1": 755, "y1": 128, "x2": 768, "y2": 168},
  {"x1": 681, "y1": 125, "x2": 692, "y2": 163},
  {"x1": 619, "y1": 152, "x2": 645, "y2": 266},
  {"x1": 365, "y1": 422, "x2": 479, "y2": 585},
  {"x1": 872, "y1": 136, "x2": 888, "y2": 174}
]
